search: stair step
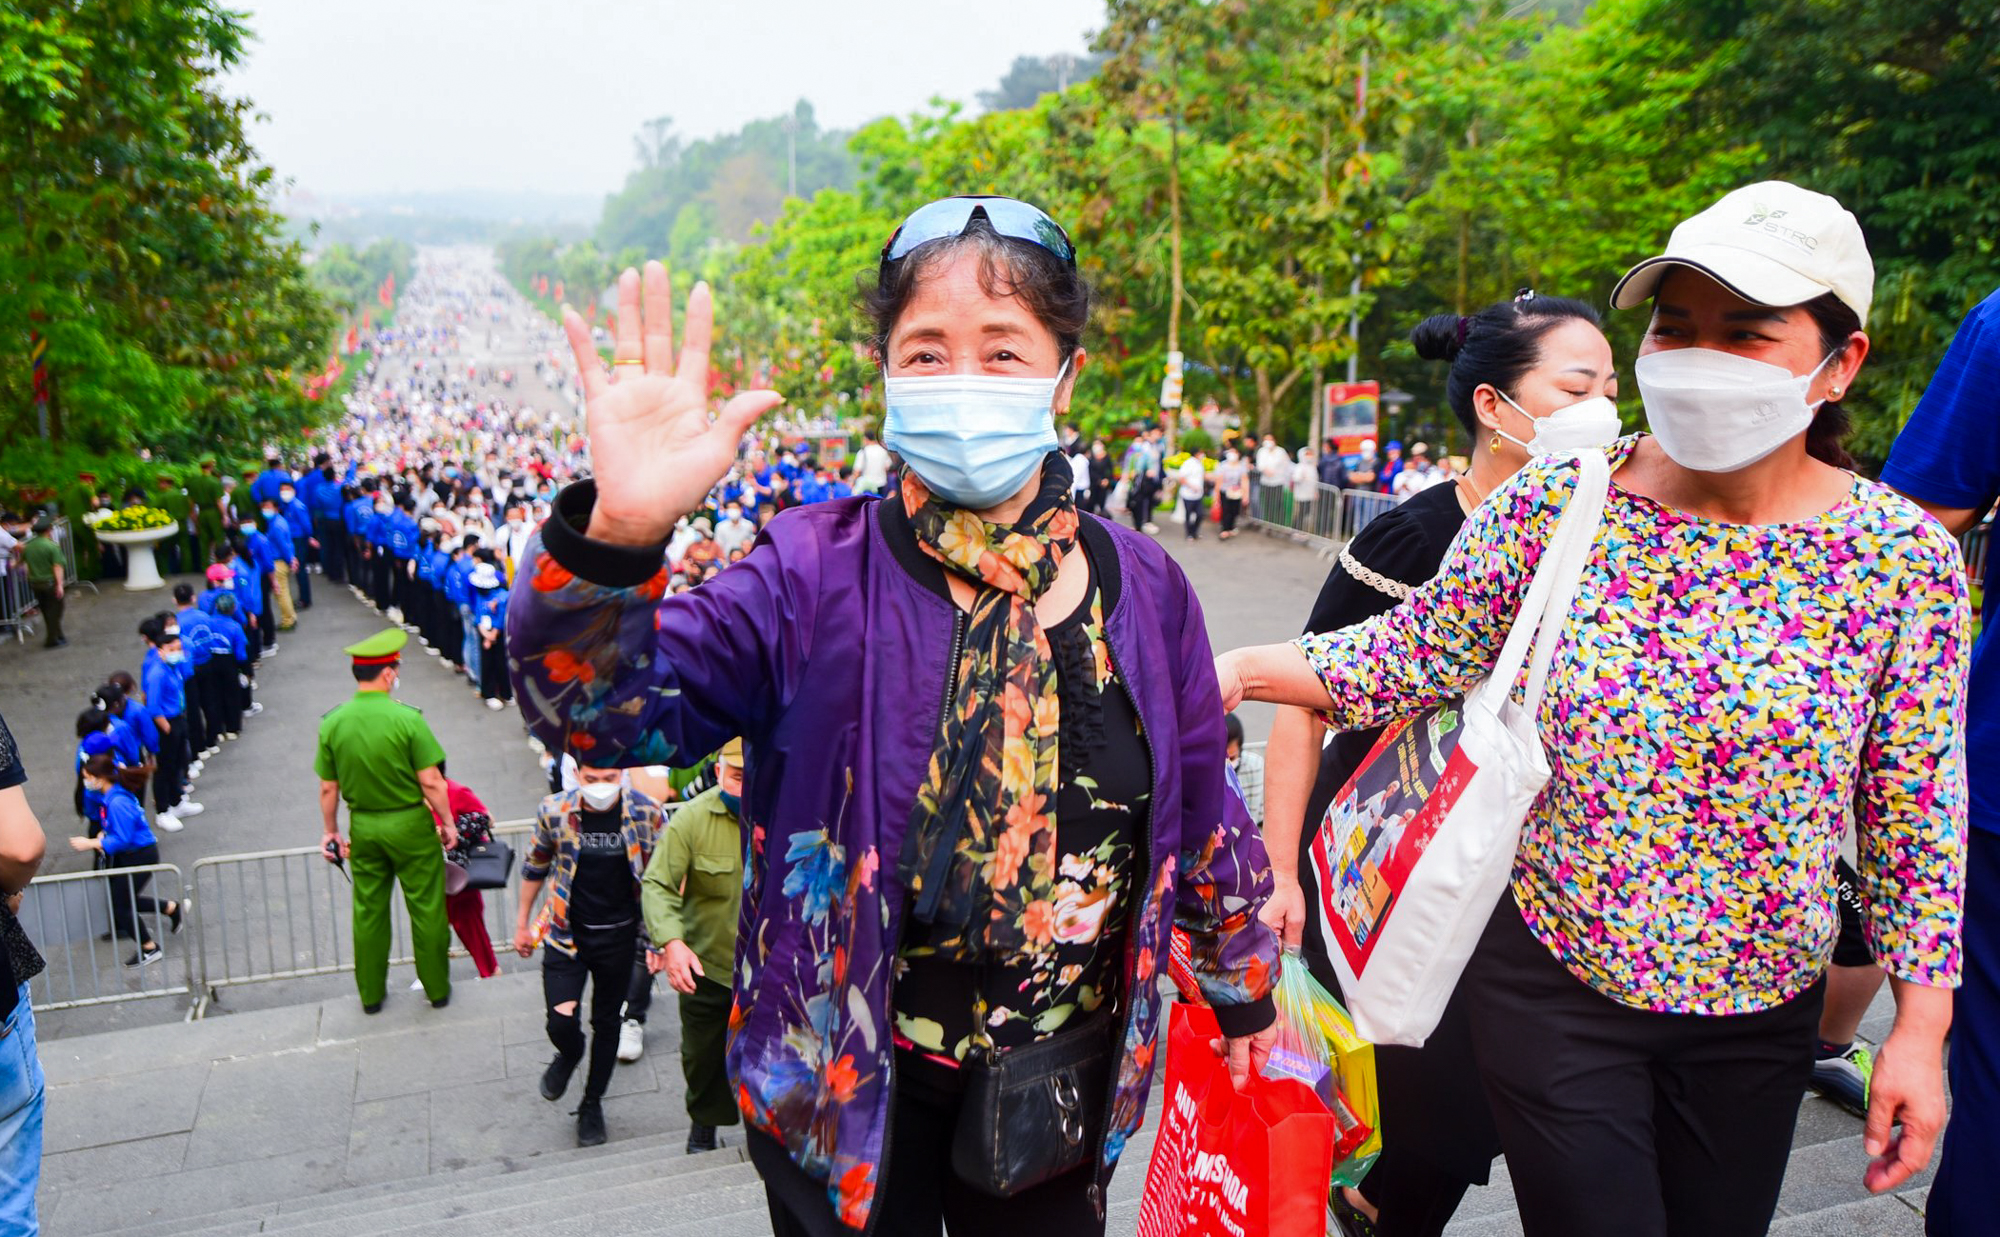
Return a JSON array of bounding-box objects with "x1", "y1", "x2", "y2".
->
[
  {"x1": 88, "y1": 1127, "x2": 709, "y2": 1237},
  {"x1": 264, "y1": 1148, "x2": 751, "y2": 1236},
  {"x1": 390, "y1": 1163, "x2": 771, "y2": 1236}
]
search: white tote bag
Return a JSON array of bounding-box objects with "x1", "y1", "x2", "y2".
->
[{"x1": 1308, "y1": 450, "x2": 1610, "y2": 1046}]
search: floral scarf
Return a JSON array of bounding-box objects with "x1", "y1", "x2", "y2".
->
[{"x1": 897, "y1": 453, "x2": 1080, "y2": 963}]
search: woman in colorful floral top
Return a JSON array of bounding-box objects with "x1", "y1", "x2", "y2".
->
[
  {"x1": 1218, "y1": 182, "x2": 1967, "y2": 1236},
  {"x1": 506, "y1": 197, "x2": 1280, "y2": 1236}
]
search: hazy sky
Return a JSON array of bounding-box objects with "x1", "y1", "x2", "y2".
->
[{"x1": 226, "y1": 0, "x2": 1104, "y2": 202}]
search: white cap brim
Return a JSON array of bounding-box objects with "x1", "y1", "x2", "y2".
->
[{"x1": 1610, "y1": 246, "x2": 1832, "y2": 313}]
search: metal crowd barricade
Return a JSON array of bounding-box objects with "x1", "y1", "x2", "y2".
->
[
  {"x1": 23, "y1": 862, "x2": 193, "y2": 1012},
  {"x1": 0, "y1": 567, "x2": 35, "y2": 643},
  {"x1": 188, "y1": 818, "x2": 538, "y2": 1016},
  {"x1": 1244, "y1": 477, "x2": 1401, "y2": 549}
]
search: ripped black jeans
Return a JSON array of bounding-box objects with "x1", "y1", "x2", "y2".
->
[{"x1": 542, "y1": 922, "x2": 637, "y2": 1103}]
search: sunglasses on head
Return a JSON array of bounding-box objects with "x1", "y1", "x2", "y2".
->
[{"x1": 879, "y1": 196, "x2": 1076, "y2": 273}]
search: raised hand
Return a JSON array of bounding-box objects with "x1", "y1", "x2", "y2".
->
[{"x1": 563, "y1": 262, "x2": 783, "y2": 546}]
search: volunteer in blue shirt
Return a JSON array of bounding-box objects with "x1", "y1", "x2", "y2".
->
[
  {"x1": 207, "y1": 593, "x2": 253, "y2": 734},
  {"x1": 88, "y1": 691, "x2": 145, "y2": 771},
  {"x1": 260, "y1": 498, "x2": 300, "y2": 633},
  {"x1": 69, "y1": 753, "x2": 181, "y2": 968},
  {"x1": 279, "y1": 481, "x2": 314, "y2": 610},
  {"x1": 345, "y1": 485, "x2": 375, "y2": 593},
  {"x1": 446, "y1": 534, "x2": 480, "y2": 675},
  {"x1": 387, "y1": 495, "x2": 421, "y2": 628},
  {"x1": 366, "y1": 489, "x2": 394, "y2": 611},
  {"x1": 239, "y1": 530, "x2": 276, "y2": 652},
  {"x1": 1879, "y1": 287, "x2": 1999, "y2": 1237},
  {"x1": 139, "y1": 620, "x2": 201, "y2": 828},
  {"x1": 172, "y1": 584, "x2": 222, "y2": 759},
  {"x1": 469, "y1": 561, "x2": 510, "y2": 710},
  {"x1": 310, "y1": 460, "x2": 349, "y2": 584},
  {"x1": 159, "y1": 603, "x2": 210, "y2": 763},
  {"x1": 251, "y1": 452, "x2": 291, "y2": 506}
]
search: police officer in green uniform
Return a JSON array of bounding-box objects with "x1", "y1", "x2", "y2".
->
[
  {"x1": 186, "y1": 458, "x2": 227, "y2": 568},
  {"x1": 316, "y1": 628, "x2": 458, "y2": 1013}
]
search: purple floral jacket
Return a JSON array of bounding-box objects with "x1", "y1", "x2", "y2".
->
[{"x1": 509, "y1": 484, "x2": 1279, "y2": 1230}]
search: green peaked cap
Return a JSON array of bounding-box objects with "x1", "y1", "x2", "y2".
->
[{"x1": 343, "y1": 628, "x2": 408, "y2": 664}]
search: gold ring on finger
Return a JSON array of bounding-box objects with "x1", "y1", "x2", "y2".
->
[{"x1": 612, "y1": 358, "x2": 645, "y2": 367}]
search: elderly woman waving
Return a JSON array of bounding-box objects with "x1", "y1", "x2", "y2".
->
[{"x1": 506, "y1": 197, "x2": 1279, "y2": 1237}]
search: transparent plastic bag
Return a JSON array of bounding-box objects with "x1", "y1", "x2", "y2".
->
[{"x1": 1265, "y1": 954, "x2": 1380, "y2": 1190}]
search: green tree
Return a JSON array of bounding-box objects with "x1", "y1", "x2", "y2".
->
[{"x1": 0, "y1": 0, "x2": 336, "y2": 461}]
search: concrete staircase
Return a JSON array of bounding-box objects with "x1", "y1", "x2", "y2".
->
[{"x1": 38, "y1": 970, "x2": 1930, "y2": 1236}]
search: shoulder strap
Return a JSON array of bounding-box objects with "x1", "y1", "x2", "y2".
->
[{"x1": 1473, "y1": 450, "x2": 1611, "y2": 718}]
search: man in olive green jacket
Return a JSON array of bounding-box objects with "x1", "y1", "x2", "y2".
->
[{"x1": 641, "y1": 738, "x2": 743, "y2": 1155}]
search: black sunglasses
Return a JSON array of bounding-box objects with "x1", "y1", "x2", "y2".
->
[{"x1": 879, "y1": 195, "x2": 1076, "y2": 272}]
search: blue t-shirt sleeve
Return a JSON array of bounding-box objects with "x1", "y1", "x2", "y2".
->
[{"x1": 1881, "y1": 291, "x2": 2000, "y2": 511}]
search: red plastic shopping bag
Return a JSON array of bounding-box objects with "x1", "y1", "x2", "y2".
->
[{"x1": 1137, "y1": 1002, "x2": 1337, "y2": 1237}]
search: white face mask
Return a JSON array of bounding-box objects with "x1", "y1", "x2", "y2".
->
[
  {"x1": 1493, "y1": 392, "x2": 1623, "y2": 457},
  {"x1": 883, "y1": 362, "x2": 1067, "y2": 510},
  {"x1": 579, "y1": 781, "x2": 621, "y2": 812},
  {"x1": 1634, "y1": 348, "x2": 1835, "y2": 473}
]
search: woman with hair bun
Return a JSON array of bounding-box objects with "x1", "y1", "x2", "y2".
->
[{"x1": 1259, "y1": 289, "x2": 1619, "y2": 1237}]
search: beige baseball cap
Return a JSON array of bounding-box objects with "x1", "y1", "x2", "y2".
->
[{"x1": 1610, "y1": 181, "x2": 1873, "y2": 326}]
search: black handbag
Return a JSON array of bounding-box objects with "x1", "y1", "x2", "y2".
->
[
  {"x1": 460, "y1": 838, "x2": 515, "y2": 891},
  {"x1": 950, "y1": 1017, "x2": 1115, "y2": 1198}
]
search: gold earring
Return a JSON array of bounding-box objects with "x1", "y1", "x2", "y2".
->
[
  {"x1": 1489, "y1": 434, "x2": 1501, "y2": 454},
  {"x1": 1830, "y1": 386, "x2": 1844, "y2": 398}
]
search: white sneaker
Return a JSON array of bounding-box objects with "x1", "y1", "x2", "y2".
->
[
  {"x1": 264, "y1": 644, "x2": 279, "y2": 657},
  {"x1": 171, "y1": 801, "x2": 205, "y2": 818},
  {"x1": 246, "y1": 703, "x2": 264, "y2": 717},
  {"x1": 1142, "y1": 522, "x2": 1161, "y2": 535},
  {"x1": 387, "y1": 607, "x2": 404, "y2": 625},
  {"x1": 156, "y1": 814, "x2": 185, "y2": 833},
  {"x1": 485, "y1": 698, "x2": 505, "y2": 712},
  {"x1": 202, "y1": 746, "x2": 221, "y2": 758},
  {"x1": 617, "y1": 1019, "x2": 645, "y2": 1062},
  {"x1": 426, "y1": 646, "x2": 441, "y2": 656}
]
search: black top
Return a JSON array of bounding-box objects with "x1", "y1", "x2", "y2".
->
[
  {"x1": 569, "y1": 806, "x2": 637, "y2": 931},
  {"x1": 1297, "y1": 479, "x2": 1469, "y2": 841},
  {"x1": 893, "y1": 544, "x2": 1150, "y2": 1064},
  {"x1": 0, "y1": 712, "x2": 43, "y2": 1021},
  {"x1": 1295, "y1": 478, "x2": 1506, "y2": 1188}
]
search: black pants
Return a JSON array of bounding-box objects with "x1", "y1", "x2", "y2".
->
[
  {"x1": 295, "y1": 549, "x2": 312, "y2": 608},
  {"x1": 316, "y1": 518, "x2": 347, "y2": 583},
  {"x1": 371, "y1": 553, "x2": 390, "y2": 609},
  {"x1": 210, "y1": 654, "x2": 243, "y2": 734},
  {"x1": 479, "y1": 632, "x2": 511, "y2": 702},
  {"x1": 152, "y1": 716, "x2": 187, "y2": 814},
  {"x1": 1128, "y1": 478, "x2": 1157, "y2": 530},
  {"x1": 759, "y1": 1049, "x2": 1103, "y2": 1237},
  {"x1": 1182, "y1": 496, "x2": 1204, "y2": 540},
  {"x1": 259, "y1": 584, "x2": 276, "y2": 648},
  {"x1": 1463, "y1": 897, "x2": 1824, "y2": 1237},
  {"x1": 1220, "y1": 494, "x2": 1242, "y2": 533},
  {"x1": 182, "y1": 668, "x2": 209, "y2": 755},
  {"x1": 107, "y1": 843, "x2": 166, "y2": 944},
  {"x1": 31, "y1": 584, "x2": 62, "y2": 644},
  {"x1": 543, "y1": 923, "x2": 637, "y2": 1103},
  {"x1": 196, "y1": 659, "x2": 228, "y2": 744}
]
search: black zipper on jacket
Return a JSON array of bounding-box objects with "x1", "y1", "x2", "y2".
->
[{"x1": 939, "y1": 611, "x2": 967, "y2": 724}]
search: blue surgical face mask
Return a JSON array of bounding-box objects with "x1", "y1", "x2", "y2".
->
[
  {"x1": 161, "y1": 649, "x2": 185, "y2": 665},
  {"x1": 882, "y1": 361, "x2": 1067, "y2": 510},
  {"x1": 718, "y1": 789, "x2": 741, "y2": 817}
]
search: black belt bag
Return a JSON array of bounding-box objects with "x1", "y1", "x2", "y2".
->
[{"x1": 951, "y1": 1017, "x2": 1115, "y2": 1198}]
